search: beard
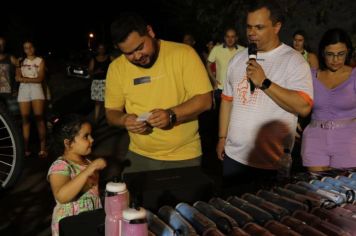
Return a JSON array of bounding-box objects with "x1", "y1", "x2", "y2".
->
[{"x1": 133, "y1": 39, "x2": 159, "y2": 69}]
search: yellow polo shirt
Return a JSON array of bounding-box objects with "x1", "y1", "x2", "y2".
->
[
  {"x1": 105, "y1": 40, "x2": 212, "y2": 160},
  {"x1": 208, "y1": 44, "x2": 245, "y2": 89}
]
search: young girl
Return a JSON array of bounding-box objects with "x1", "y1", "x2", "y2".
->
[
  {"x1": 47, "y1": 114, "x2": 106, "y2": 236},
  {"x1": 16, "y1": 40, "x2": 47, "y2": 157}
]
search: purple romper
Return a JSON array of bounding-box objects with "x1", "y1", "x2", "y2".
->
[{"x1": 301, "y1": 68, "x2": 356, "y2": 168}]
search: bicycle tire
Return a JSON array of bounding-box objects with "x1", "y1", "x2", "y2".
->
[{"x1": 0, "y1": 104, "x2": 24, "y2": 188}]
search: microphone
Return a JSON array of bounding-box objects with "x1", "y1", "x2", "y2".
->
[{"x1": 248, "y1": 43, "x2": 257, "y2": 93}]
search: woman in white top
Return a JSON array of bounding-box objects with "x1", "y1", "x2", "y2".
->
[{"x1": 16, "y1": 40, "x2": 47, "y2": 158}]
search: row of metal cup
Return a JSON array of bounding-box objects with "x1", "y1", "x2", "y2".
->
[
  {"x1": 145, "y1": 173, "x2": 356, "y2": 235},
  {"x1": 104, "y1": 172, "x2": 356, "y2": 235},
  {"x1": 147, "y1": 197, "x2": 356, "y2": 235}
]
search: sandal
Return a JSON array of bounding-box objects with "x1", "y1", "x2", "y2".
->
[{"x1": 38, "y1": 150, "x2": 48, "y2": 158}]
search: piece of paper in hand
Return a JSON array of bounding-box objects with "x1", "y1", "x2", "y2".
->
[{"x1": 136, "y1": 112, "x2": 152, "y2": 122}]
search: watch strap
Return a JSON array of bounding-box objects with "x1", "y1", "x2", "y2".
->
[
  {"x1": 166, "y1": 109, "x2": 177, "y2": 126},
  {"x1": 261, "y1": 78, "x2": 272, "y2": 90}
]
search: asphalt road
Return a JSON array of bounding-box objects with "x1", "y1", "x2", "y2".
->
[
  {"x1": 0, "y1": 68, "x2": 131, "y2": 236},
  {"x1": 0, "y1": 67, "x2": 222, "y2": 236}
]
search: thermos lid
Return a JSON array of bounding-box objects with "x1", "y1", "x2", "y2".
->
[
  {"x1": 123, "y1": 207, "x2": 147, "y2": 220},
  {"x1": 106, "y1": 181, "x2": 127, "y2": 193}
]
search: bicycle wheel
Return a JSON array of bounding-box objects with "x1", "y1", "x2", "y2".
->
[{"x1": 0, "y1": 104, "x2": 24, "y2": 188}]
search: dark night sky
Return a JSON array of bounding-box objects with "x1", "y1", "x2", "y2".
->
[
  {"x1": 0, "y1": 3, "x2": 180, "y2": 58},
  {"x1": 2, "y1": 1, "x2": 355, "y2": 59}
]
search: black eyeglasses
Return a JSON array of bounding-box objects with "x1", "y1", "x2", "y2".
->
[{"x1": 324, "y1": 51, "x2": 348, "y2": 60}]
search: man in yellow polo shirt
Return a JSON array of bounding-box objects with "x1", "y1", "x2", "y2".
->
[
  {"x1": 105, "y1": 13, "x2": 213, "y2": 173},
  {"x1": 207, "y1": 27, "x2": 245, "y2": 109}
]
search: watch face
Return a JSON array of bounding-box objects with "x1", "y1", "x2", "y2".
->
[
  {"x1": 261, "y1": 78, "x2": 271, "y2": 90},
  {"x1": 167, "y1": 109, "x2": 177, "y2": 126},
  {"x1": 170, "y1": 113, "x2": 176, "y2": 124}
]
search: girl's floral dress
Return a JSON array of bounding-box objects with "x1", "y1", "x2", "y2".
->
[{"x1": 47, "y1": 157, "x2": 102, "y2": 236}]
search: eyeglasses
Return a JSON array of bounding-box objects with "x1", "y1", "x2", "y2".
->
[{"x1": 324, "y1": 51, "x2": 348, "y2": 60}]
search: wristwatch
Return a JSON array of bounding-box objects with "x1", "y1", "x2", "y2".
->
[
  {"x1": 260, "y1": 78, "x2": 272, "y2": 90},
  {"x1": 166, "y1": 109, "x2": 177, "y2": 126}
]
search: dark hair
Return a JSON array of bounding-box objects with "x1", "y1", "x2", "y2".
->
[
  {"x1": 94, "y1": 42, "x2": 107, "y2": 55},
  {"x1": 20, "y1": 39, "x2": 36, "y2": 66},
  {"x1": 293, "y1": 30, "x2": 306, "y2": 38},
  {"x1": 22, "y1": 39, "x2": 37, "y2": 50},
  {"x1": 111, "y1": 12, "x2": 148, "y2": 45},
  {"x1": 206, "y1": 39, "x2": 217, "y2": 45},
  {"x1": 293, "y1": 30, "x2": 312, "y2": 52},
  {"x1": 224, "y1": 27, "x2": 237, "y2": 36},
  {"x1": 49, "y1": 114, "x2": 90, "y2": 158},
  {"x1": 225, "y1": 26, "x2": 237, "y2": 34},
  {"x1": 95, "y1": 42, "x2": 107, "y2": 49},
  {"x1": 247, "y1": 0, "x2": 285, "y2": 25},
  {"x1": 183, "y1": 32, "x2": 194, "y2": 38},
  {"x1": 318, "y1": 28, "x2": 353, "y2": 70}
]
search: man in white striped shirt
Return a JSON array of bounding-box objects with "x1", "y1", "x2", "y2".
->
[{"x1": 216, "y1": 0, "x2": 313, "y2": 193}]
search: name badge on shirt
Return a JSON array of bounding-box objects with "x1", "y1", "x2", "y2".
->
[{"x1": 133, "y1": 76, "x2": 151, "y2": 85}]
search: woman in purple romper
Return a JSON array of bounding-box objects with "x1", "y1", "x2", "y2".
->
[{"x1": 301, "y1": 28, "x2": 356, "y2": 172}]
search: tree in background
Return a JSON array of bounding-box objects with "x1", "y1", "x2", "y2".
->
[{"x1": 157, "y1": 0, "x2": 356, "y2": 52}]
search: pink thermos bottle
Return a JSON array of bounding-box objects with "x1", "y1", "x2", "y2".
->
[
  {"x1": 105, "y1": 180, "x2": 129, "y2": 236},
  {"x1": 122, "y1": 203, "x2": 148, "y2": 236}
]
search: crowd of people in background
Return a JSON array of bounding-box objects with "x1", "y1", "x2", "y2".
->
[
  {"x1": 1, "y1": 0, "x2": 356, "y2": 233},
  {"x1": 0, "y1": 2, "x2": 355, "y2": 177}
]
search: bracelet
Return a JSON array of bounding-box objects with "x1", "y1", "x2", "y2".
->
[{"x1": 219, "y1": 137, "x2": 226, "y2": 139}]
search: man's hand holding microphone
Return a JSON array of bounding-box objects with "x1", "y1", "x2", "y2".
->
[{"x1": 247, "y1": 43, "x2": 270, "y2": 93}]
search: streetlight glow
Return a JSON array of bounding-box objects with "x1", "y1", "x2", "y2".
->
[{"x1": 88, "y1": 32, "x2": 95, "y2": 50}]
